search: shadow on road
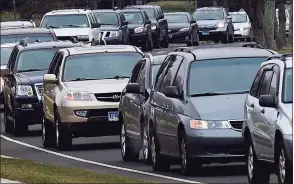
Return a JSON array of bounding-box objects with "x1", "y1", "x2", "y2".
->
[{"x1": 69, "y1": 142, "x2": 121, "y2": 151}]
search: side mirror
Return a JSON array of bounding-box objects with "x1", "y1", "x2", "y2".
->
[
  {"x1": 126, "y1": 83, "x2": 140, "y2": 94},
  {"x1": 259, "y1": 95, "x2": 276, "y2": 108},
  {"x1": 145, "y1": 20, "x2": 151, "y2": 25},
  {"x1": 0, "y1": 68, "x2": 9, "y2": 77},
  {"x1": 122, "y1": 21, "x2": 128, "y2": 25},
  {"x1": 92, "y1": 23, "x2": 101, "y2": 28},
  {"x1": 157, "y1": 14, "x2": 164, "y2": 20},
  {"x1": 163, "y1": 86, "x2": 180, "y2": 98},
  {"x1": 190, "y1": 20, "x2": 196, "y2": 24},
  {"x1": 44, "y1": 74, "x2": 58, "y2": 84}
]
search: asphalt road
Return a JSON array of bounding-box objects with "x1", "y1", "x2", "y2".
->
[{"x1": 0, "y1": 41, "x2": 279, "y2": 184}]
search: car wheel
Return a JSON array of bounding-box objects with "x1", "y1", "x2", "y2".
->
[
  {"x1": 148, "y1": 36, "x2": 153, "y2": 51},
  {"x1": 150, "y1": 126, "x2": 170, "y2": 171},
  {"x1": 55, "y1": 110, "x2": 72, "y2": 150},
  {"x1": 213, "y1": 39, "x2": 219, "y2": 43},
  {"x1": 187, "y1": 33, "x2": 193, "y2": 47},
  {"x1": 120, "y1": 123, "x2": 139, "y2": 161},
  {"x1": 143, "y1": 124, "x2": 152, "y2": 164},
  {"x1": 42, "y1": 115, "x2": 56, "y2": 148},
  {"x1": 160, "y1": 30, "x2": 169, "y2": 48},
  {"x1": 141, "y1": 35, "x2": 149, "y2": 51},
  {"x1": 229, "y1": 32, "x2": 234, "y2": 43},
  {"x1": 13, "y1": 112, "x2": 28, "y2": 137},
  {"x1": 193, "y1": 32, "x2": 199, "y2": 46},
  {"x1": 276, "y1": 139, "x2": 293, "y2": 184},
  {"x1": 246, "y1": 139, "x2": 270, "y2": 184},
  {"x1": 221, "y1": 30, "x2": 229, "y2": 44},
  {"x1": 153, "y1": 32, "x2": 160, "y2": 48},
  {"x1": 4, "y1": 105, "x2": 13, "y2": 134}
]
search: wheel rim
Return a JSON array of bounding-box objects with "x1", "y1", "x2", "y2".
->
[
  {"x1": 143, "y1": 126, "x2": 149, "y2": 161},
  {"x1": 151, "y1": 136, "x2": 156, "y2": 165},
  {"x1": 42, "y1": 117, "x2": 46, "y2": 144},
  {"x1": 55, "y1": 119, "x2": 59, "y2": 147},
  {"x1": 121, "y1": 124, "x2": 126, "y2": 157},
  {"x1": 279, "y1": 149, "x2": 286, "y2": 183},
  {"x1": 181, "y1": 139, "x2": 187, "y2": 169},
  {"x1": 248, "y1": 146, "x2": 254, "y2": 179}
]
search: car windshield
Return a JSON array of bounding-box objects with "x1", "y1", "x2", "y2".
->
[
  {"x1": 1, "y1": 34, "x2": 54, "y2": 44},
  {"x1": 41, "y1": 14, "x2": 89, "y2": 28},
  {"x1": 189, "y1": 57, "x2": 267, "y2": 95},
  {"x1": 193, "y1": 9, "x2": 224, "y2": 20},
  {"x1": 123, "y1": 11, "x2": 144, "y2": 24},
  {"x1": 165, "y1": 14, "x2": 189, "y2": 23},
  {"x1": 94, "y1": 12, "x2": 118, "y2": 26},
  {"x1": 142, "y1": 8, "x2": 155, "y2": 19},
  {"x1": 151, "y1": 64, "x2": 161, "y2": 85},
  {"x1": 282, "y1": 68, "x2": 293, "y2": 103},
  {"x1": 1, "y1": 47, "x2": 14, "y2": 65},
  {"x1": 231, "y1": 14, "x2": 247, "y2": 23},
  {"x1": 63, "y1": 52, "x2": 143, "y2": 82},
  {"x1": 16, "y1": 48, "x2": 58, "y2": 72}
]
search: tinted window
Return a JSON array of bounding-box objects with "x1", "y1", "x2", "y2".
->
[
  {"x1": 63, "y1": 53, "x2": 143, "y2": 82},
  {"x1": 138, "y1": 61, "x2": 146, "y2": 91},
  {"x1": 154, "y1": 57, "x2": 170, "y2": 90},
  {"x1": 41, "y1": 14, "x2": 89, "y2": 28},
  {"x1": 1, "y1": 47, "x2": 14, "y2": 65},
  {"x1": 122, "y1": 11, "x2": 144, "y2": 24},
  {"x1": 165, "y1": 14, "x2": 189, "y2": 23},
  {"x1": 231, "y1": 13, "x2": 247, "y2": 23},
  {"x1": 151, "y1": 64, "x2": 160, "y2": 85},
  {"x1": 189, "y1": 57, "x2": 267, "y2": 95},
  {"x1": 258, "y1": 71, "x2": 273, "y2": 96},
  {"x1": 94, "y1": 12, "x2": 119, "y2": 26},
  {"x1": 130, "y1": 62, "x2": 143, "y2": 83},
  {"x1": 269, "y1": 72, "x2": 278, "y2": 96},
  {"x1": 174, "y1": 61, "x2": 185, "y2": 93},
  {"x1": 282, "y1": 68, "x2": 292, "y2": 103},
  {"x1": 250, "y1": 67, "x2": 263, "y2": 97},
  {"x1": 193, "y1": 9, "x2": 224, "y2": 20},
  {"x1": 142, "y1": 8, "x2": 156, "y2": 19},
  {"x1": 17, "y1": 48, "x2": 58, "y2": 72},
  {"x1": 1, "y1": 34, "x2": 54, "y2": 44}
]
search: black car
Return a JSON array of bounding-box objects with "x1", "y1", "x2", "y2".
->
[
  {"x1": 92, "y1": 9, "x2": 129, "y2": 45},
  {"x1": 1, "y1": 40, "x2": 83, "y2": 136},
  {"x1": 121, "y1": 8, "x2": 153, "y2": 51},
  {"x1": 124, "y1": 5, "x2": 169, "y2": 48},
  {"x1": 142, "y1": 46, "x2": 277, "y2": 175},
  {"x1": 119, "y1": 54, "x2": 166, "y2": 164},
  {"x1": 165, "y1": 12, "x2": 199, "y2": 46},
  {"x1": 1, "y1": 27, "x2": 57, "y2": 44}
]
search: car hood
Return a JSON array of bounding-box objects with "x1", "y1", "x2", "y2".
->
[
  {"x1": 233, "y1": 22, "x2": 250, "y2": 29},
  {"x1": 63, "y1": 78, "x2": 129, "y2": 94},
  {"x1": 168, "y1": 23, "x2": 190, "y2": 30},
  {"x1": 53, "y1": 28, "x2": 91, "y2": 37},
  {"x1": 100, "y1": 25, "x2": 120, "y2": 31},
  {"x1": 128, "y1": 24, "x2": 144, "y2": 30},
  {"x1": 196, "y1": 20, "x2": 223, "y2": 27},
  {"x1": 16, "y1": 70, "x2": 48, "y2": 85},
  {"x1": 190, "y1": 93, "x2": 248, "y2": 120}
]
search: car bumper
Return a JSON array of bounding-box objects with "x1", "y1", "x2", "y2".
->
[
  {"x1": 234, "y1": 29, "x2": 250, "y2": 39},
  {"x1": 14, "y1": 96, "x2": 43, "y2": 125},
  {"x1": 185, "y1": 128, "x2": 245, "y2": 163},
  {"x1": 129, "y1": 33, "x2": 146, "y2": 45},
  {"x1": 168, "y1": 31, "x2": 190, "y2": 43},
  {"x1": 104, "y1": 36, "x2": 122, "y2": 45},
  {"x1": 198, "y1": 28, "x2": 226, "y2": 40},
  {"x1": 283, "y1": 134, "x2": 293, "y2": 162}
]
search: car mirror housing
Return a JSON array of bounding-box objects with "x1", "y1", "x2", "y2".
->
[
  {"x1": 259, "y1": 95, "x2": 277, "y2": 108},
  {"x1": 126, "y1": 83, "x2": 141, "y2": 94},
  {"x1": 163, "y1": 86, "x2": 180, "y2": 98},
  {"x1": 92, "y1": 23, "x2": 101, "y2": 28},
  {"x1": 44, "y1": 74, "x2": 58, "y2": 84}
]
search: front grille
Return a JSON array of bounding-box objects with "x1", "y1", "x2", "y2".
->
[
  {"x1": 34, "y1": 83, "x2": 43, "y2": 100},
  {"x1": 199, "y1": 27, "x2": 217, "y2": 32},
  {"x1": 228, "y1": 120, "x2": 243, "y2": 130},
  {"x1": 94, "y1": 92, "x2": 121, "y2": 102},
  {"x1": 87, "y1": 108, "x2": 118, "y2": 118}
]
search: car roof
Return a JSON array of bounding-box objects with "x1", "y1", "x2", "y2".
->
[
  {"x1": 164, "y1": 12, "x2": 189, "y2": 15},
  {"x1": 16, "y1": 40, "x2": 83, "y2": 50},
  {"x1": 121, "y1": 9, "x2": 142, "y2": 12},
  {"x1": 63, "y1": 45, "x2": 143, "y2": 55},
  {"x1": 1, "y1": 21, "x2": 35, "y2": 28},
  {"x1": 229, "y1": 11, "x2": 247, "y2": 15},
  {"x1": 1, "y1": 42, "x2": 19, "y2": 48},
  {"x1": 1, "y1": 27, "x2": 52, "y2": 35},
  {"x1": 92, "y1": 9, "x2": 117, "y2": 13},
  {"x1": 196, "y1": 7, "x2": 224, "y2": 11},
  {"x1": 44, "y1": 9, "x2": 90, "y2": 15},
  {"x1": 127, "y1": 5, "x2": 158, "y2": 8}
]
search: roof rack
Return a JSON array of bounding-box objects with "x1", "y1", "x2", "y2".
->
[
  {"x1": 242, "y1": 43, "x2": 264, "y2": 49},
  {"x1": 51, "y1": 8, "x2": 90, "y2": 12},
  {"x1": 173, "y1": 47, "x2": 196, "y2": 60},
  {"x1": 19, "y1": 39, "x2": 28, "y2": 46},
  {"x1": 113, "y1": 6, "x2": 119, "y2": 10},
  {"x1": 265, "y1": 54, "x2": 292, "y2": 62}
]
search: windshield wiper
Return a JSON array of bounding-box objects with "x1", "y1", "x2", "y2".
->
[
  {"x1": 190, "y1": 91, "x2": 249, "y2": 97},
  {"x1": 70, "y1": 78, "x2": 97, "y2": 81},
  {"x1": 62, "y1": 24, "x2": 81, "y2": 28},
  {"x1": 18, "y1": 69, "x2": 47, "y2": 72},
  {"x1": 102, "y1": 76, "x2": 129, "y2": 80}
]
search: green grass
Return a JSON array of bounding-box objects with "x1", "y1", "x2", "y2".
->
[
  {"x1": 0, "y1": 11, "x2": 20, "y2": 21},
  {"x1": 1, "y1": 157, "x2": 153, "y2": 183},
  {"x1": 278, "y1": 44, "x2": 293, "y2": 54},
  {"x1": 153, "y1": 1, "x2": 195, "y2": 13}
]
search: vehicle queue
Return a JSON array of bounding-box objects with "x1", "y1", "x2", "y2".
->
[{"x1": 0, "y1": 5, "x2": 292, "y2": 184}]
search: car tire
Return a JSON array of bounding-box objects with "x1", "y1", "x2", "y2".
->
[
  {"x1": 221, "y1": 30, "x2": 229, "y2": 44},
  {"x1": 4, "y1": 105, "x2": 13, "y2": 134},
  {"x1": 42, "y1": 115, "x2": 56, "y2": 148},
  {"x1": 246, "y1": 138, "x2": 270, "y2": 184},
  {"x1": 148, "y1": 36, "x2": 153, "y2": 51},
  {"x1": 150, "y1": 126, "x2": 170, "y2": 171},
  {"x1": 120, "y1": 123, "x2": 139, "y2": 161},
  {"x1": 153, "y1": 32, "x2": 160, "y2": 48},
  {"x1": 187, "y1": 33, "x2": 193, "y2": 47},
  {"x1": 143, "y1": 123, "x2": 152, "y2": 165},
  {"x1": 276, "y1": 139, "x2": 293, "y2": 184},
  {"x1": 193, "y1": 32, "x2": 200, "y2": 46},
  {"x1": 55, "y1": 110, "x2": 72, "y2": 150},
  {"x1": 13, "y1": 112, "x2": 28, "y2": 137},
  {"x1": 213, "y1": 39, "x2": 219, "y2": 43},
  {"x1": 229, "y1": 32, "x2": 234, "y2": 43},
  {"x1": 160, "y1": 31, "x2": 169, "y2": 48},
  {"x1": 141, "y1": 35, "x2": 149, "y2": 52}
]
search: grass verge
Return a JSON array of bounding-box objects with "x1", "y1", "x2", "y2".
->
[
  {"x1": 153, "y1": 1, "x2": 194, "y2": 13},
  {"x1": 278, "y1": 44, "x2": 293, "y2": 54},
  {"x1": 1, "y1": 157, "x2": 153, "y2": 183}
]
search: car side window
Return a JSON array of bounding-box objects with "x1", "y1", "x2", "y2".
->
[
  {"x1": 269, "y1": 72, "x2": 278, "y2": 96},
  {"x1": 143, "y1": 11, "x2": 149, "y2": 21},
  {"x1": 120, "y1": 12, "x2": 126, "y2": 21},
  {"x1": 48, "y1": 53, "x2": 61, "y2": 74},
  {"x1": 249, "y1": 67, "x2": 264, "y2": 98},
  {"x1": 159, "y1": 55, "x2": 183, "y2": 92},
  {"x1": 258, "y1": 70, "x2": 274, "y2": 97},
  {"x1": 130, "y1": 62, "x2": 143, "y2": 83},
  {"x1": 154, "y1": 56, "x2": 170, "y2": 90},
  {"x1": 8, "y1": 48, "x2": 18, "y2": 72},
  {"x1": 53, "y1": 54, "x2": 63, "y2": 78},
  {"x1": 137, "y1": 60, "x2": 146, "y2": 92},
  {"x1": 173, "y1": 60, "x2": 186, "y2": 93}
]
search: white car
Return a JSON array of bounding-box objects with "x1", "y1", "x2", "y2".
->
[
  {"x1": 1, "y1": 20, "x2": 36, "y2": 29},
  {"x1": 0, "y1": 42, "x2": 18, "y2": 103},
  {"x1": 230, "y1": 11, "x2": 253, "y2": 41},
  {"x1": 40, "y1": 9, "x2": 101, "y2": 45},
  {"x1": 276, "y1": 8, "x2": 290, "y2": 36}
]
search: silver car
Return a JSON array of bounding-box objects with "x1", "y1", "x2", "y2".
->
[{"x1": 242, "y1": 55, "x2": 293, "y2": 184}]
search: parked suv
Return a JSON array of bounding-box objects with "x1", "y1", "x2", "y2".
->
[
  {"x1": 40, "y1": 9, "x2": 101, "y2": 45},
  {"x1": 121, "y1": 9, "x2": 153, "y2": 51},
  {"x1": 124, "y1": 5, "x2": 169, "y2": 48},
  {"x1": 147, "y1": 46, "x2": 277, "y2": 175},
  {"x1": 119, "y1": 54, "x2": 166, "y2": 164},
  {"x1": 42, "y1": 45, "x2": 144, "y2": 150},
  {"x1": 92, "y1": 9, "x2": 129, "y2": 45},
  {"x1": 1, "y1": 40, "x2": 83, "y2": 136},
  {"x1": 192, "y1": 7, "x2": 234, "y2": 43},
  {"x1": 242, "y1": 54, "x2": 293, "y2": 184}
]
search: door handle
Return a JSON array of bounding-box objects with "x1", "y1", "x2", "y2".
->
[
  {"x1": 250, "y1": 103, "x2": 255, "y2": 108},
  {"x1": 261, "y1": 109, "x2": 265, "y2": 114}
]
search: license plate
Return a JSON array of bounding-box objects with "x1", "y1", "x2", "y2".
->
[
  {"x1": 202, "y1": 32, "x2": 209, "y2": 35},
  {"x1": 169, "y1": 34, "x2": 172, "y2": 38},
  {"x1": 108, "y1": 111, "x2": 119, "y2": 121}
]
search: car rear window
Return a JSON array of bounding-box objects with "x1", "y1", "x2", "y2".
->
[
  {"x1": 1, "y1": 34, "x2": 54, "y2": 44},
  {"x1": 165, "y1": 14, "x2": 189, "y2": 23},
  {"x1": 93, "y1": 12, "x2": 119, "y2": 26},
  {"x1": 188, "y1": 57, "x2": 267, "y2": 95},
  {"x1": 193, "y1": 9, "x2": 224, "y2": 20},
  {"x1": 40, "y1": 14, "x2": 89, "y2": 28}
]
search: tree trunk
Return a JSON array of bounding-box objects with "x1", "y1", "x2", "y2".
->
[
  {"x1": 288, "y1": 4, "x2": 293, "y2": 44},
  {"x1": 213, "y1": 0, "x2": 217, "y2": 7},
  {"x1": 278, "y1": 2, "x2": 287, "y2": 46},
  {"x1": 275, "y1": 13, "x2": 282, "y2": 50},
  {"x1": 264, "y1": 0, "x2": 276, "y2": 49}
]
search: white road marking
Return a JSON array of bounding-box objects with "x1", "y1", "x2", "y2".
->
[
  {"x1": 1, "y1": 134, "x2": 204, "y2": 184},
  {"x1": 1, "y1": 178, "x2": 22, "y2": 183},
  {"x1": 1, "y1": 155, "x2": 18, "y2": 159}
]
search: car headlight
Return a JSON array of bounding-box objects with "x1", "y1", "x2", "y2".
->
[
  {"x1": 180, "y1": 27, "x2": 189, "y2": 32},
  {"x1": 216, "y1": 22, "x2": 225, "y2": 28},
  {"x1": 109, "y1": 31, "x2": 119, "y2": 37},
  {"x1": 76, "y1": 35, "x2": 89, "y2": 41},
  {"x1": 240, "y1": 27, "x2": 250, "y2": 30},
  {"x1": 134, "y1": 27, "x2": 145, "y2": 33},
  {"x1": 151, "y1": 25, "x2": 157, "y2": 30},
  {"x1": 16, "y1": 85, "x2": 33, "y2": 97},
  {"x1": 190, "y1": 120, "x2": 231, "y2": 129},
  {"x1": 63, "y1": 91, "x2": 92, "y2": 101}
]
